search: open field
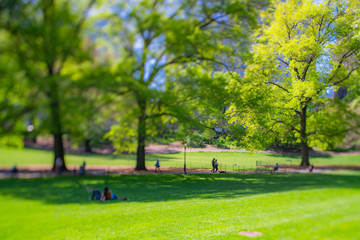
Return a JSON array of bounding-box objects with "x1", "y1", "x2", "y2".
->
[
  {"x1": 1, "y1": 148, "x2": 360, "y2": 170},
  {"x1": 0, "y1": 171, "x2": 359, "y2": 239}
]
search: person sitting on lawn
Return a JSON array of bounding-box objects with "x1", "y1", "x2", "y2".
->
[
  {"x1": 87, "y1": 186, "x2": 128, "y2": 201},
  {"x1": 100, "y1": 186, "x2": 114, "y2": 201},
  {"x1": 87, "y1": 186, "x2": 114, "y2": 201},
  {"x1": 87, "y1": 187, "x2": 102, "y2": 200},
  {"x1": 273, "y1": 163, "x2": 279, "y2": 173}
]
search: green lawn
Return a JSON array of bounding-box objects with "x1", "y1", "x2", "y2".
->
[
  {"x1": 0, "y1": 171, "x2": 359, "y2": 239},
  {"x1": 0, "y1": 147, "x2": 359, "y2": 170}
]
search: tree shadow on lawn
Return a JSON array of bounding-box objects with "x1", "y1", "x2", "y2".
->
[{"x1": 0, "y1": 173, "x2": 359, "y2": 205}]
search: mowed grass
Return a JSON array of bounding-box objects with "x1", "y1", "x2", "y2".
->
[
  {"x1": 0, "y1": 147, "x2": 360, "y2": 169},
  {"x1": 0, "y1": 171, "x2": 360, "y2": 239}
]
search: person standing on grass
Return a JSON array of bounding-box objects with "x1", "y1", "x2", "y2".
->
[
  {"x1": 78, "y1": 161, "x2": 86, "y2": 175},
  {"x1": 155, "y1": 159, "x2": 161, "y2": 172},
  {"x1": 273, "y1": 163, "x2": 279, "y2": 173},
  {"x1": 55, "y1": 157, "x2": 63, "y2": 175},
  {"x1": 6, "y1": 165, "x2": 18, "y2": 174},
  {"x1": 211, "y1": 158, "x2": 216, "y2": 173},
  {"x1": 214, "y1": 159, "x2": 219, "y2": 173}
]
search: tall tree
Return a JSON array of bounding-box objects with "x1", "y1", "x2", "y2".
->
[
  {"x1": 99, "y1": 0, "x2": 264, "y2": 170},
  {"x1": 1, "y1": 0, "x2": 95, "y2": 170},
  {"x1": 0, "y1": 0, "x2": 35, "y2": 144},
  {"x1": 228, "y1": 0, "x2": 360, "y2": 165}
]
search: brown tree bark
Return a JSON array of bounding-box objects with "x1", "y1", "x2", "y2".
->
[
  {"x1": 84, "y1": 139, "x2": 92, "y2": 153},
  {"x1": 135, "y1": 98, "x2": 147, "y2": 170},
  {"x1": 53, "y1": 133, "x2": 66, "y2": 171},
  {"x1": 135, "y1": 115, "x2": 147, "y2": 170},
  {"x1": 300, "y1": 105, "x2": 310, "y2": 166},
  {"x1": 49, "y1": 78, "x2": 67, "y2": 171}
]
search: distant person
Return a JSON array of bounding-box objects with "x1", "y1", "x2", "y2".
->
[
  {"x1": 214, "y1": 159, "x2": 219, "y2": 173},
  {"x1": 273, "y1": 163, "x2": 279, "y2": 173},
  {"x1": 78, "y1": 161, "x2": 86, "y2": 175},
  {"x1": 55, "y1": 157, "x2": 63, "y2": 175},
  {"x1": 309, "y1": 165, "x2": 314, "y2": 172},
  {"x1": 155, "y1": 159, "x2": 161, "y2": 172},
  {"x1": 7, "y1": 165, "x2": 18, "y2": 174},
  {"x1": 211, "y1": 158, "x2": 216, "y2": 173}
]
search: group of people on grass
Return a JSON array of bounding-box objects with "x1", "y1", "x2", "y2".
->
[{"x1": 87, "y1": 186, "x2": 128, "y2": 201}]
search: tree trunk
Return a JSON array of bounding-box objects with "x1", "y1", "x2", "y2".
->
[
  {"x1": 53, "y1": 133, "x2": 66, "y2": 171},
  {"x1": 135, "y1": 97, "x2": 147, "y2": 170},
  {"x1": 84, "y1": 139, "x2": 92, "y2": 153},
  {"x1": 300, "y1": 105, "x2": 310, "y2": 166},
  {"x1": 135, "y1": 115, "x2": 147, "y2": 170},
  {"x1": 49, "y1": 79, "x2": 67, "y2": 171}
]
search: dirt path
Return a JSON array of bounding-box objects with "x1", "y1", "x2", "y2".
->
[{"x1": 0, "y1": 165, "x2": 209, "y2": 179}]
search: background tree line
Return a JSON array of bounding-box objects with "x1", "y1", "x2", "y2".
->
[{"x1": 0, "y1": 0, "x2": 359, "y2": 170}]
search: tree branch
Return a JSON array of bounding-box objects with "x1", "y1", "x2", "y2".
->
[
  {"x1": 333, "y1": 67, "x2": 358, "y2": 86},
  {"x1": 146, "y1": 112, "x2": 176, "y2": 119},
  {"x1": 293, "y1": 67, "x2": 302, "y2": 80},
  {"x1": 269, "y1": 120, "x2": 300, "y2": 134},
  {"x1": 301, "y1": 54, "x2": 314, "y2": 81},
  {"x1": 267, "y1": 81, "x2": 289, "y2": 93},
  {"x1": 327, "y1": 48, "x2": 359, "y2": 83},
  {"x1": 277, "y1": 58, "x2": 289, "y2": 66}
]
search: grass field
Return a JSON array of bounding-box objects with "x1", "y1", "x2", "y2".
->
[
  {"x1": 0, "y1": 147, "x2": 360, "y2": 170},
  {"x1": 0, "y1": 171, "x2": 360, "y2": 239}
]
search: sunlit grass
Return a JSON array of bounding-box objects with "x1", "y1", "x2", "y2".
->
[
  {"x1": 0, "y1": 171, "x2": 360, "y2": 239},
  {"x1": 1, "y1": 147, "x2": 360, "y2": 170}
]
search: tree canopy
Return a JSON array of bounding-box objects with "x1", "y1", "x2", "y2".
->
[
  {"x1": 0, "y1": 0, "x2": 96, "y2": 169},
  {"x1": 228, "y1": 0, "x2": 360, "y2": 165},
  {"x1": 96, "y1": 0, "x2": 265, "y2": 170},
  {"x1": 0, "y1": 0, "x2": 359, "y2": 170}
]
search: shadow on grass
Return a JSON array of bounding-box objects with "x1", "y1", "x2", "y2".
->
[{"x1": 0, "y1": 172, "x2": 359, "y2": 205}]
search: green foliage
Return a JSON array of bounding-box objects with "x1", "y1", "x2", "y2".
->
[
  {"x1": 105, "y1": 120, "x2": 138, "y2": 154},
  {"x1": 0, "y1": 0, "x2": 97, "y2": 164},
  {"x1": 214, "y1": 136, "x2": 231, "y2": 149},
  {"x1": 97, "y1": 0, "x2": 265, "y2": 167},
  {"x1": 0, "y1": 135, "x2": 23, "y2": 148},
  {"x1": 229, "y1": 0, "x2": 360, "y2": 155},
  {"x1": 0, "y1": 29, "x2": 33, "y2": 137}
]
